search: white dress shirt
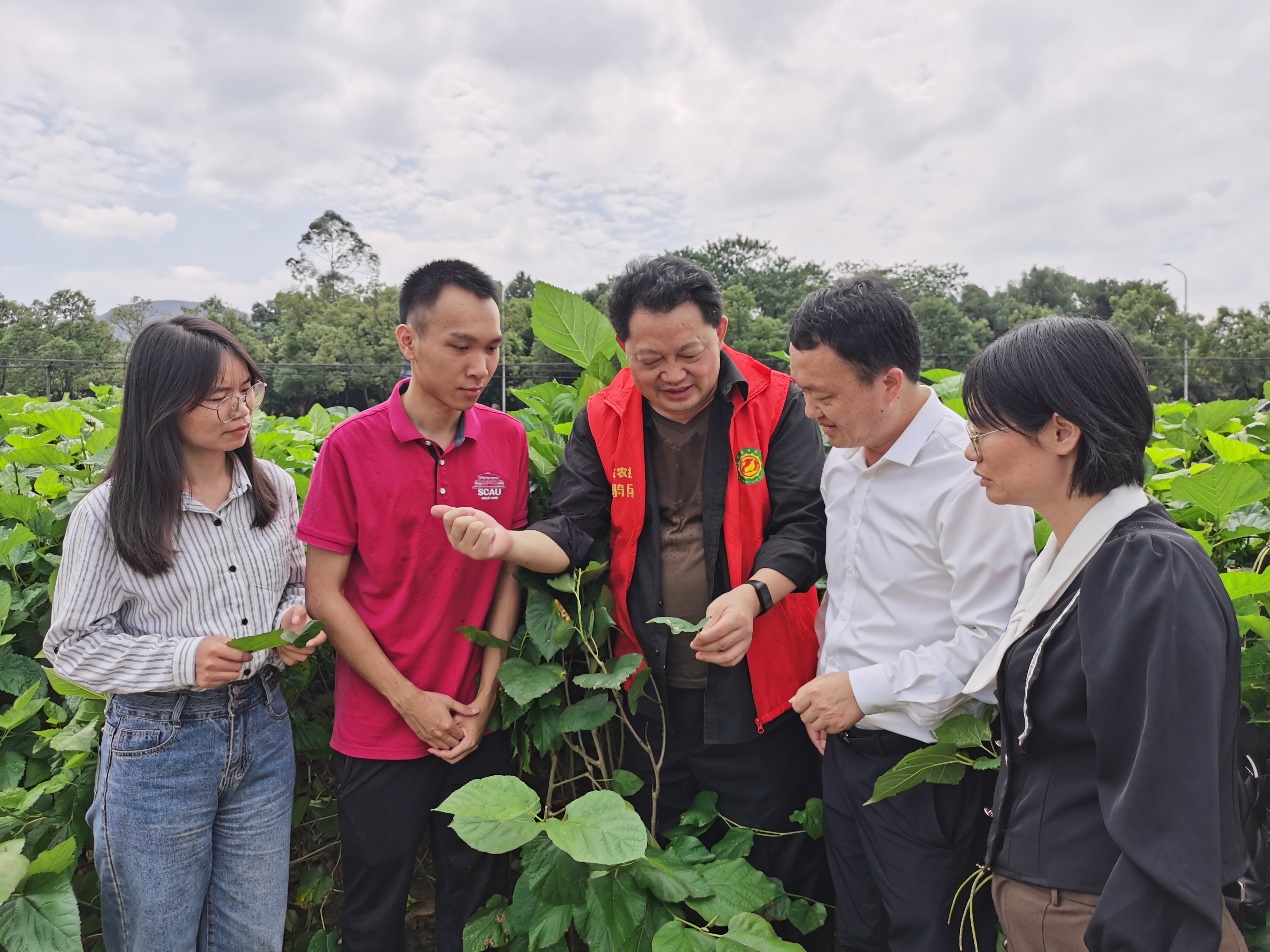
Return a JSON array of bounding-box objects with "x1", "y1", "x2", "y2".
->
[{"x1": 817, "y1": 388, "x2": 1035, "y2": 741}]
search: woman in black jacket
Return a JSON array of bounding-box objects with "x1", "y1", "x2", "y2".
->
[{"x1": 960, "y1": 316, "x2": 1247, "y2": 952}]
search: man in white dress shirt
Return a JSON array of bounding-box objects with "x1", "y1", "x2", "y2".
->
[{"x1": 788, "y1": 276, "x2": 1034, "y2": 952}]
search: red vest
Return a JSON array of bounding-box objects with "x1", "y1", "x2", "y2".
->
[{"x1": 587, "y1": 346, "x2": 821, "y2": 730}]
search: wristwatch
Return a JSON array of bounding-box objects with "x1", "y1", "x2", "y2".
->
[{"x1": 745, "y1": 579, "x2": 773, "y2": 616}]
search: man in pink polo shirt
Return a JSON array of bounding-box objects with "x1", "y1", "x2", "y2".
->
[{"x1": 299, "y1": 260, "x2": 528, "y2": 952}]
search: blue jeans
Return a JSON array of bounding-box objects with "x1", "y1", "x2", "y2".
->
[{"x1": 89, "y1": 668, "x2": 295, "y2": 952}]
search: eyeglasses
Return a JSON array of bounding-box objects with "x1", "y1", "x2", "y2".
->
[
  {"x1": 966, "y1": 422, "x2": 1011, "y2": 460},
  {"x1": 200, "y1": 381, "x2": 266, "y2": 423}
]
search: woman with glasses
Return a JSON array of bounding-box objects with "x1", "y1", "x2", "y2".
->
[
  {"x1": 960, "y1": 316, "x2": 1246, "y2": 951},
  {"x1": 45, "y1": 316, "x2": 324, "y2": 952}
]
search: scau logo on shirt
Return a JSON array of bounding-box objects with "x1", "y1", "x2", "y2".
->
[
  {"x1": 473, "y1": 472, "x2": 505, "y2": 500},
  {"x1": 735, "y1": 448, "x2": 765, "y2": 485}
]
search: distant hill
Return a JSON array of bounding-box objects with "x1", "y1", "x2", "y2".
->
[{"x1": 97, "y1": 300, "x2": 246, "y2": 340}]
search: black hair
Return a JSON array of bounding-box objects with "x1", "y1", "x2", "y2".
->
[
  {"x1": 962, "y1": 316, "x2": 1154, "y2": 496},
  {"x1": 399, "y1": 259, "x2": 499, "y2": 327},
  {"x1": 789, "y1": 276, "x2": 922, "y2": 382},
  {"x1": 605, "y1": 255, "x2": 723, "y2": 340},
  {"x1": 106, "y1": 316, "x2": 279, "y2": 577}
]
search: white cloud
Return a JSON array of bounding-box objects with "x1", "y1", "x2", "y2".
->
[
  {"x1": 36, "y1": 204, "x2": 177, "y2": 240},
  {"x1": 0, "y1": 0, "x2": 1267, "y2": 314},
  {"x1": 57, "y1": 265, "x2": 291, "y2": 314}
]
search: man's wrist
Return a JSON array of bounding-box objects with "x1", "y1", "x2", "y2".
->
[{"x1": 744, "y1": 579, "x2": 773, "y2": 616}]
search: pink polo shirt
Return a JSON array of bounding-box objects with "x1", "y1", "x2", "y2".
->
[{"x1": 297, "y1": 381, "x2": 529, "y2": 759}]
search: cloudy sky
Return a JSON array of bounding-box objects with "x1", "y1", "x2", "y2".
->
[{"x1": 1, "y1": 0, "x2": 1266, "y2": 316}]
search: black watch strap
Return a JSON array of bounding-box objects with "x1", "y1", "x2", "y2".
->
[{"x1": 745, "y1": 579, "x2": 773, "y2": 616}]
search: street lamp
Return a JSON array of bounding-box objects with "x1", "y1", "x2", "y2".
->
[{"x1": 1164, "y1": 262, "x2": 1190, "y2": 401}]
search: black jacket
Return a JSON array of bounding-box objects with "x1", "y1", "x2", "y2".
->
[{"x1": 988, "y1": 502, "x2": 1246, "y2": 951}]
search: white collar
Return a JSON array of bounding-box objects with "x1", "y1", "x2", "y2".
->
[{"x1": 964, "y1": 483, "x2": 1151, "y2": 694}]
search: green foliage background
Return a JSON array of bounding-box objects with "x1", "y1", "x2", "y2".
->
[{"x1": 2, "y1": 281, "x2": 1270, "y2": 950}]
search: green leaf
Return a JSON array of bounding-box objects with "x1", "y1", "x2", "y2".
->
[
  {"x1": 0, "y1": 683, "x2": 43, "y2": 731},
  {"x1": 716, "y1": 912, "x2": 805, "y2": 951},
  {"x1": 498, "y1": 658, "x2": 567, "y2": 707},
  {"x1": 25, "y1": 839, "x2": 77, "y2": 878},
  {"x1": 1222, "y1": 571, "x2": 1270, "y2": 601},
  {"x1": 436, "y1": 776, "x2": 542, "y2": 854},
  {"x1": 609, "y1": 769, "x2": 644, "y2": 798},
  {"x1": 42, "y1": 669, "x2": 103, "y2": 701},
  {"x1": 0, "y1": 872, "x2": 82, "y2": 952},
  {"x1": 0, "y1": 582, "x2": 10, "y2": 632},
  {"x1": 867, "y1": 744, "x2": 967, "y2": 804},
  {"x1": 711, "y1": 828, "x2": 755, "y2": 861},
  {"x1": 653, "y1": 920, "x2": 719, "y2": 952},
  {"x1": 294, "y1": 867, "x2": 334, "y2": 909},
  {"x1": 30, "y1": 408, "x2": 85, "y2": 439},
  {"x1": 0, "y1": 753, "x2": 24, "y2": 791},
  {"x1": 933, "y1": 712, "x2": 993, "y2": 749},
  {"x1": 1169, "y1": 464, "x2": 1268, "y2": 519},
  {"x1": 1206, "y1": 430, "x2": 1266, "y2": 463},
  {"x1": 786, "y1": 899, "x2": 827, "y2": 936},
  {"x1": 0, "y1": 526, "x2": 35, "y2": 559},
  {"x1": 463, "y1": 895, "x2": 512, "y2": 952},
  {"x1": 49, "y1": 719, "x2": 98, "y2": 753},
  {"x1": 1240, "y1": 614, "x2": 1270, "y2": 639},
  {"x1": 666, "y1": 835, "x2": 714, "y2": 866},
  {"x1": 789, "y1": 797, "x2": 823, "y2": 840},
  {"x1": 519, "y1": 836, "x2": 588, "y2": 905},
  {"x1": 556, "y1": 694, "x2": 616, "y2": 733},
  {"x1": 0, "y1": 495, "x2": 38, "y2": 526},
  {"x1": 524, "y1": 589, "x2": 574, "y2": 661},
  {"x1": 583, "y1": 870, "x2": 646, "y2": 952},
  {"x1": 306, "y1": 929, "x2": 341, "y2": 952},
  {"x1": 542, "y1": 790, "x2": 648, "y2": 865},
  {"x1": 647, "y1": 615, "x2": 708, "y2": 635},
  {"x1": 527, "y1": 900, "x2": 573, "y2": 951},
  {"x1": 458, "y1": 625, "x2": 511, "y2": 649},
  {"x1": 0, "y1": 840, "x2": 27, "y2": 906},
  {"x1": 686, "y1": 860, "x2": 776, "y2": 923},
  {"x1": 0, "y1": 655, "x2": 44, "y2": 697},
  {"x1": 531, "y1": 283, "x2": 616, "y2": 370},
  {"x1": 679, "y1": 791, "x2": 720, "y2": 830},
  {"x1": 1189, "y1": 399, "x2": 1257, "y2": 435},
  {"x1": 226, "y1": 619, "x2": 326, "y2": 652},
  {"x1": 4, "y1": 446, "x2": 73, "y2": 467},
  {"x1": 573, "y1": 653, "x2": 643, "y2": 690},
  {"x1": 632, "y1": 846, "x2": 713, "y2": 903}
]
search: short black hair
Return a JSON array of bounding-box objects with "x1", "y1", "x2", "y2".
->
[
  {"x1": 399, "y1": 259, "x2": 499, "y2": 326},
  {"x1": 606, "y1": 255, "x2": 723, "y2": 340},
  {"x1": 789, "y1": 276, "x2": 922, "y2": 382},
  {"x1": 962, "y1": 316, "x2": 1154, "y2": 496}
]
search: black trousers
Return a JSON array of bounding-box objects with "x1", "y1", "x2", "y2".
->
[
  {"x1": 823, "y1": 733, "x2": 996, "y2": 952},
  {"x1": 333, "y1": 734, "x2": 512, "y2": 952},
  {"x1": 623, "y1": 688, "x2": 835, "y2": 951}
]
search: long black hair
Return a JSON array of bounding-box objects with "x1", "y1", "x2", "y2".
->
[{"x1": 106, "y1": 316, "x2": 279, "y2": 576}]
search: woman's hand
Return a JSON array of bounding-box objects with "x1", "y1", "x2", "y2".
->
[
  {"x1": 275, "y1": 603, "x2": 326, "y2": 666},
  {"x1": 195, "y1": 636, "x2": 252, "y2": 688}
]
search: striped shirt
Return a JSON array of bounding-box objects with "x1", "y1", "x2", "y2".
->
[{"x1": 45, "y1": 457, "x2": 305, "y2": 695}]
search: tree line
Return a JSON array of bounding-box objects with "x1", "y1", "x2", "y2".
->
[{"x1": 3, "y1": 210, "x2": 1268, "y2": 412}]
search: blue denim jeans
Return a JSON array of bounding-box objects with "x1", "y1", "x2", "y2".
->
[{"x1": 89, "y1": 668, "x2": 295, "y2": 952}]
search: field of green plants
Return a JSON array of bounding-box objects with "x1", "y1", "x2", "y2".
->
[{"x1": 1, "y1": 286, "x2": 1269, "y2": 951}]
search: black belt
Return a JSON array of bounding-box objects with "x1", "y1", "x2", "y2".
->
[{"x1": 837, "y1": 726, "x2": 929, "y2": 757}]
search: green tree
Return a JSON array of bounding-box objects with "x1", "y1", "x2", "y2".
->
[
  {"x1": 181, "y1": 297, "x2": 272, "y2": 362},
  {"x1": 286, "y1": 210, "x2": 381, "y2": 299},
  {"x1": 505, "y1": 271, "x2": 535, "y2": 300},
  {"x1": 837, "y1": 261, "x2": 968, "y2": 304},
  {"x1": 1195, "y1": 304, "x2": 1270, "y2": 400},
  {"x1": 108, "y1": 296, "x2": 158, "y2": 357},
  {"x1": 910, "y1": 296, "x2": 991, "y2": 368},
  {"x1": 674, "y1": 236, "x2": 832, "y2": 325}
]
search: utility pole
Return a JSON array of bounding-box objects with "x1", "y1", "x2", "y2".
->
[{"x1": 1164, "y1": 263, "x2": 1189, "y2": 401}]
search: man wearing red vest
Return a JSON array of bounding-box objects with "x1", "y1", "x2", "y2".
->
[{"x1": 436, "y1": 255, "x2": 832, "y2": 948}]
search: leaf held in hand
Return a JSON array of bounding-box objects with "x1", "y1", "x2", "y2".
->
[
  {"x1": 227, "y1": 619, "x2": 326, "y2": 652},
  {"x1": 647, "y1": 615, "x2": 708, "y2": 634}
]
